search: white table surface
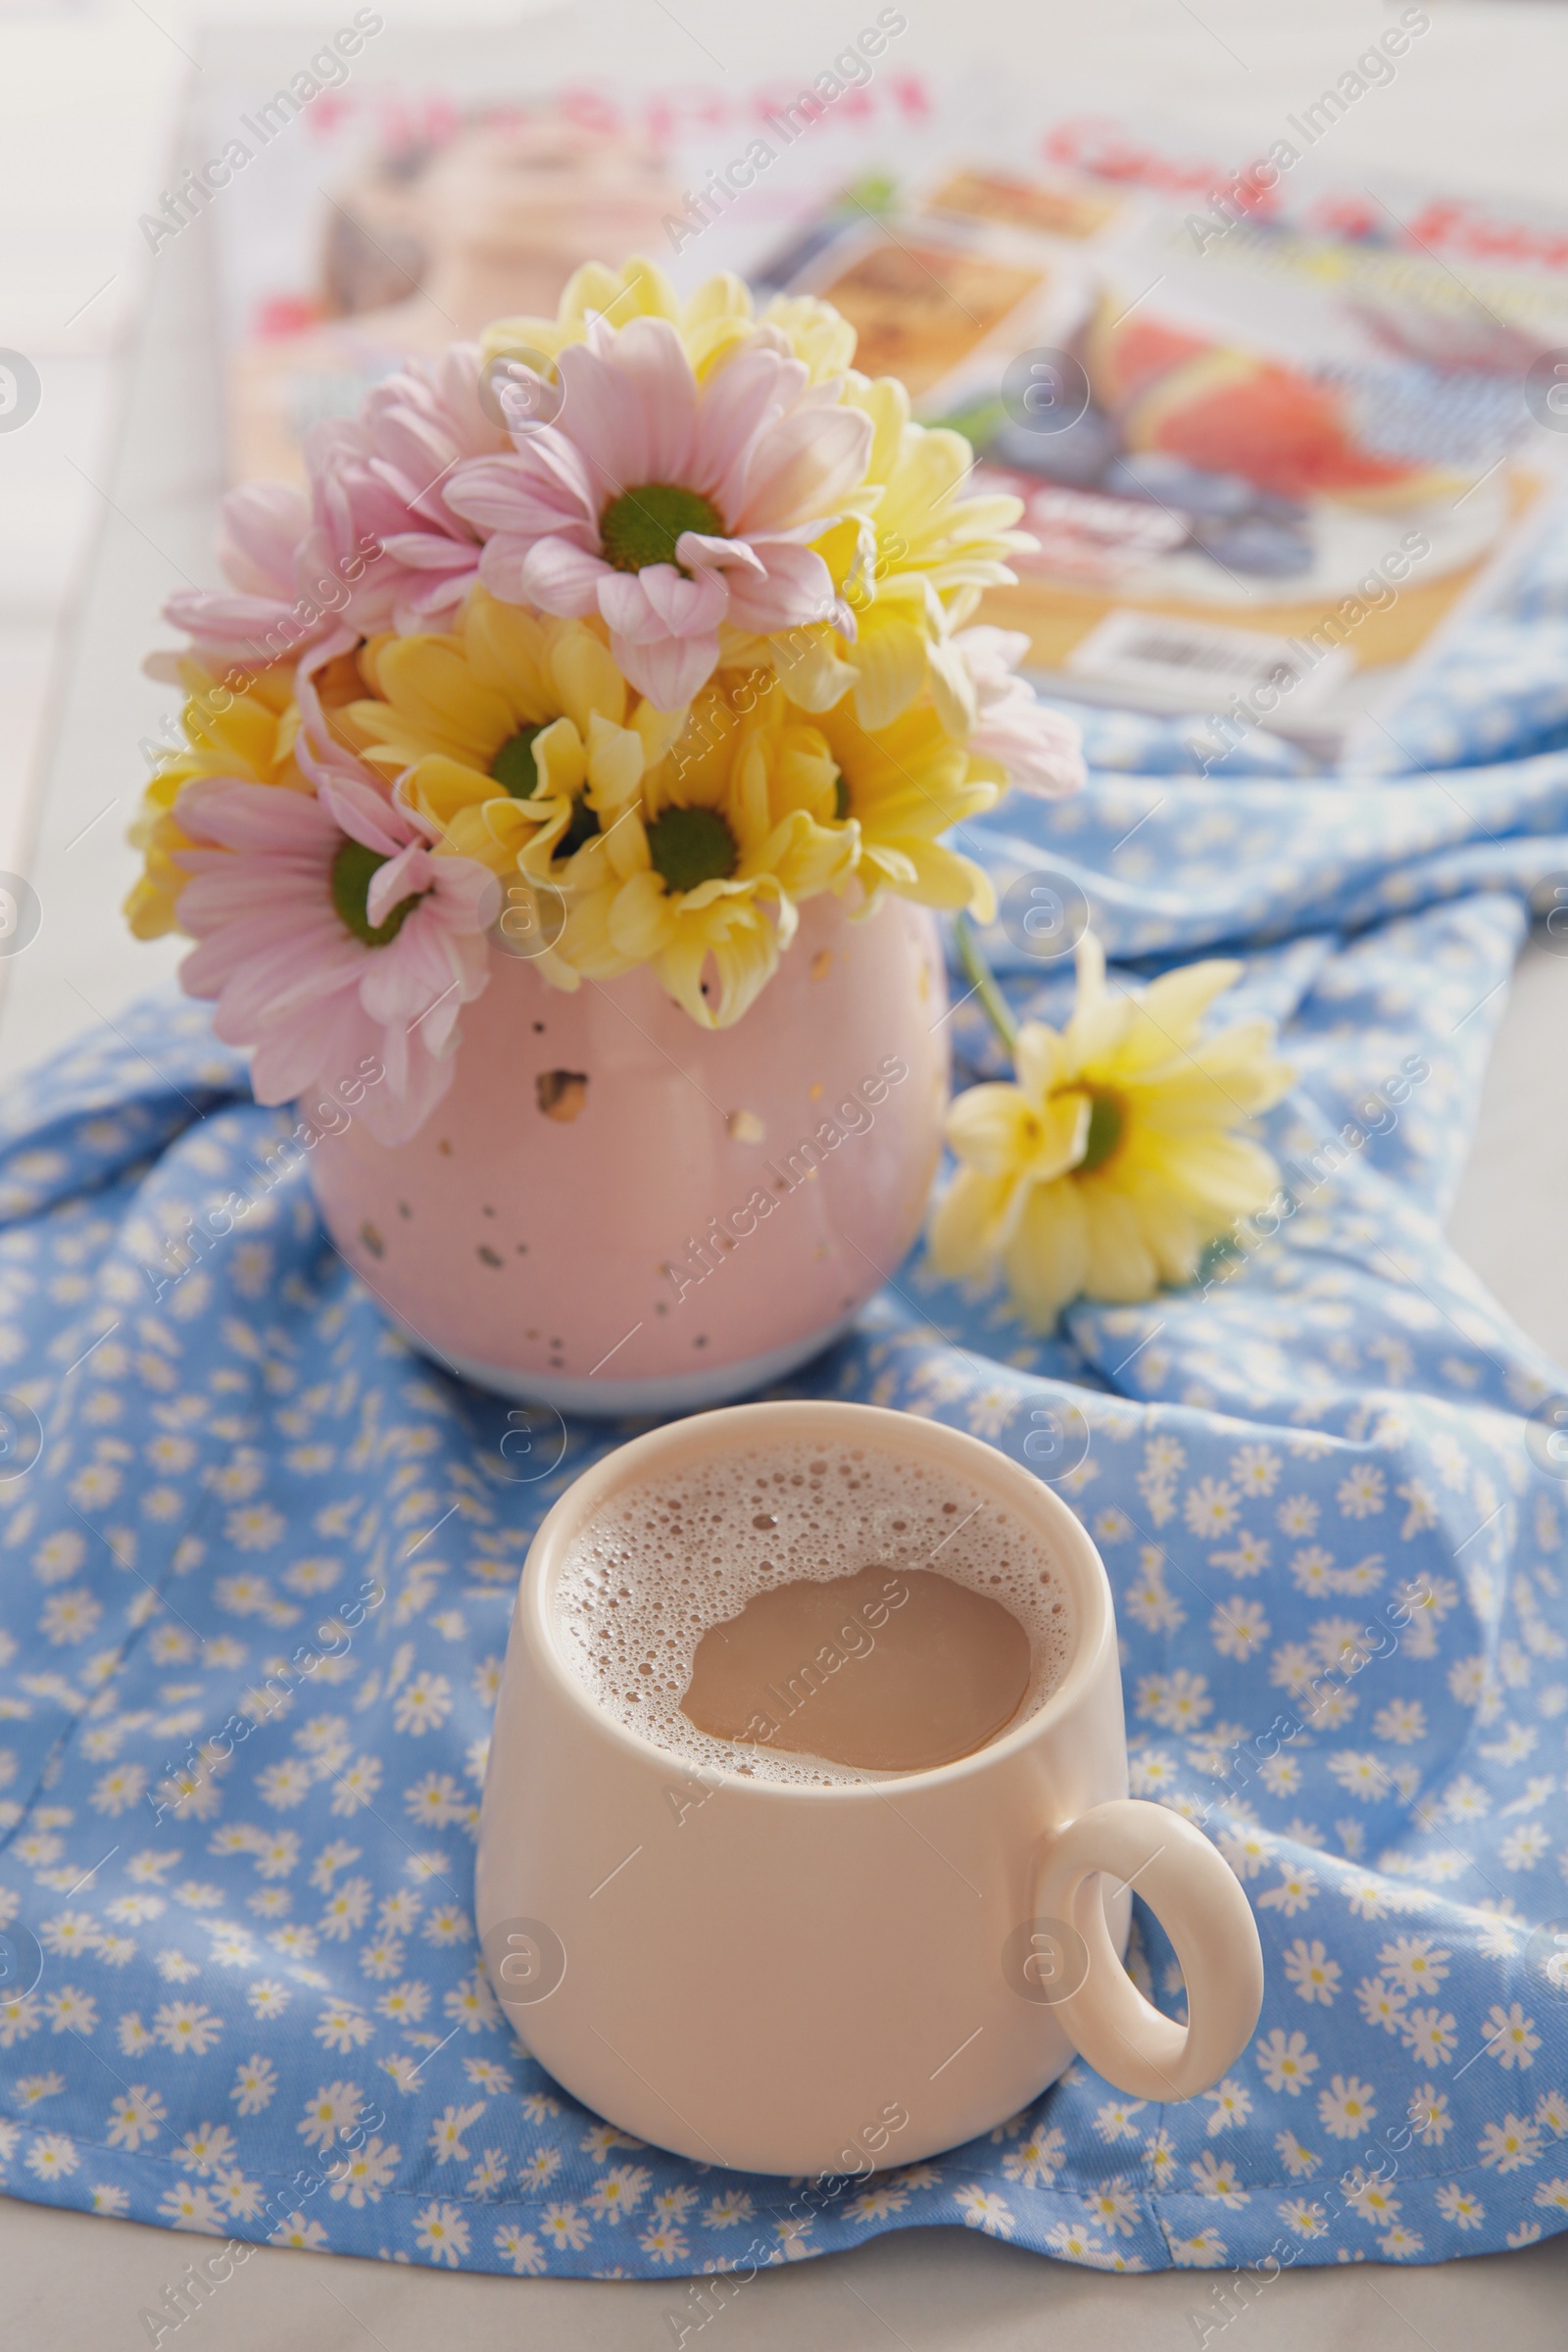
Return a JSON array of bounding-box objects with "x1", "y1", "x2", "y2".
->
[{"x1": 4, "y1": 2, "x2": 1568, "y2": 2342}]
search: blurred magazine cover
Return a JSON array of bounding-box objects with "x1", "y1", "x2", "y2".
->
[{"x1": 201, "y1": 58, "x2": 1568, "y2": 756}]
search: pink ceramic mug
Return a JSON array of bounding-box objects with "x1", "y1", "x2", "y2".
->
[{"x1": 476, "y1": 1401, "x2": 1263, "y2": 2177}]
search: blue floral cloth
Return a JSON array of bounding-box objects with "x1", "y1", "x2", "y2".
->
[{"x1": 6, "y1": 541, "x2": 1568, "y2": 2283}]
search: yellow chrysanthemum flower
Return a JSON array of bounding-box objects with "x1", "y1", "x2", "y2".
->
[
  {"x1": 124, "y1": 661, "x2": 311, "y2": 939},
  {"x1": 346, "y1": 590, "x2": 679, "y2": 882},
  {"x1": 849, "y1": 373, "x2": 1030, "y2": 611},
  {"x1": 929, "y1": 934, "x2": 1294, "y2": 1329},
  {"x1": 736, "y1": 373, "x2": 1032, "y2": 733},
  {"x1": 480, "y1": 258, "x2": 856, "y2": 387},
  {"x1": 811, "y1": 690, "x2": 1003, "y2": 919},
  {"x1": 558, "y1": 678, "x2": 855, "y2": 1027}
]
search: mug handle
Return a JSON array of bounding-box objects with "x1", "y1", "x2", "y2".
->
[{"x1": 1034, "y1": 1798, "x2": 1263, "y2": 2102}]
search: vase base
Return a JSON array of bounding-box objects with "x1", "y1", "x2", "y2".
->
[{"x1": 405, "y1": 1313, "x2": 860, "y2": 1418}]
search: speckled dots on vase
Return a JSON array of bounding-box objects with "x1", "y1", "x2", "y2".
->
[{"x1": 306, "y1": 894, "x2": 951, "y2": 1413}]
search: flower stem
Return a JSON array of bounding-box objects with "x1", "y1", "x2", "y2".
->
[{"x1": 954, "y1": 911, "x2": 1018, "y2": 1058}]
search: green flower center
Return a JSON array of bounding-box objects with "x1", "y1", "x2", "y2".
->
[
  {"x1": 647, "y1": 806, "x2": 738, "y2": 895},
  {"x1": 832, "y1": 772, "x2": 851, "y2": 821},
  {"x1": 330, "y1": 840, "x2": 428, "y2": 949},
  {"x1": 1078, "y1": 1089, "x2": 1125, "y2": 1174},
  {"x1": 560, "y1": 798, "x2": 601, "y2": 858},
  {"x1": 489, "y1": 725, "x2": 547, "y2": 798},
  {"x1": 599, "y1": 483, "x2": 724, "y2": 574},
  {"x1": 487, "y1": 724, "x2": 599, "y2": 858}
]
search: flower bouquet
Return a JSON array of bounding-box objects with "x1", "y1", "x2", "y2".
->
[{"x1": 125, "y1": 258, "x2": 1088, "y2": 1407}]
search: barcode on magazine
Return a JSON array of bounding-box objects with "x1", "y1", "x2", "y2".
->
[
  {"x1": 1066, "y1": 611, "x2": 1350, "y2": 712},
  {"x1": 1110, "y1": 627, "x2": 1294, "y2": 680}
]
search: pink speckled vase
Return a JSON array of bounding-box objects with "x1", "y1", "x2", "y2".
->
[{"x1": 307, "y1": 895, "x2": 950, "y2": 1414}]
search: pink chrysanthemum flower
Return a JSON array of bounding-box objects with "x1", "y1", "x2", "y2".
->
[
  {"x1": 956, "y1": 628, "x2": 1087, "y2": 798},
  {"x1": 172, "y1": 764, "x2": 498, "y2": 1146},
  {"x1": 160, "y1": 478, "x2": 324, "y2": 670},
  {"x1": 163, "y1": 348, "x2": 509, "y2": 669},
  {"x1": 306, "y1": 346, "x2": 510, "y2": 635},
  {"x1": 446, "y1": 317, "x2": 874, "y2": 710}
]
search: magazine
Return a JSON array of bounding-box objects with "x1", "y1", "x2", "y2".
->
[{"x1": 194, "y1": 58, "x2": 1568, "y2": 756}]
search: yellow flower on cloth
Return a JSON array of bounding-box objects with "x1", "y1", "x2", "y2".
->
[
  {"x1": 480, "y1": 258, "x2": 857, "y2": 388},
  {"x1": 559, "y1": 681, "x2": 855, "y2": 1026},
  {"x1": 929, "y1": 934, "x2": 1295, "y2": 1329},
  {"x1": 811, "y1": 691, "x2": 1003, "y2": 918},
  {"x1": 124, "y1": 662, "x2": 313, "y2": 939},
  {"x1": 345, "y1": 590, "x2": 678, "y2": 879}
]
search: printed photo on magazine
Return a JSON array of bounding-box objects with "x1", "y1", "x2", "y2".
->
[
  {"x1": 758, "y1": 130, "x2": 1568, "y2": 757},
  {"x1": 201, "y1": 51, "x2": 945, "y2": 484}
]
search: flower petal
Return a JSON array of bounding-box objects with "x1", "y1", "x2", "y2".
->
[
  {"x1": 1000, "y1": 1178, "x2": 1090, "y2": 1329},
  {"x1": 515, "y1": 537, "x2": 610, "y2": 618},
  {"x1": 609, "y1": 624, "x2": 721, "y2": 710}
]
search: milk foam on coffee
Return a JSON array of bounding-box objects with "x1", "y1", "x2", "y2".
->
[{"x1": 551, "y1": 1439, "x2": 1074, "y2": 1785}]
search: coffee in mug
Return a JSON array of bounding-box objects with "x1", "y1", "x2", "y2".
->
[{"x1": 553, "y1": 1438, "x2": 1071, "y2": 1777}]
